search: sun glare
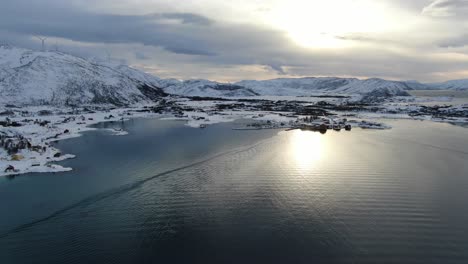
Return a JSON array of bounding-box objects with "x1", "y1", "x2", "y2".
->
[
  {"x1": 289, "y1": 130, "x2": 325, "y2": 169},
  {"x1": 267, "y1": 0, "x2": 393, "y2": 49}
]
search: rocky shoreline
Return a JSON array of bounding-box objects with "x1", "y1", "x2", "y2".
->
[{"x1": 1, "y1": 95, "x2": 467, "y2": 177}]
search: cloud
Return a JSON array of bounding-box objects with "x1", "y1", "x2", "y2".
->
[
  {"x1": 164, "y1": 46, "x2": 217, "y2": 56},
  {"x1": 267, "y1": 64, "x2": 287, "y2": 75},
  {"x1": 422, "y1": 0, "x2": 468, "y2": 17},
  {"x1": 134, "y1": 51, "x2": 149, "y2": 60},
  {"x1": 334, "y1": 33, "x2": 382, "y2": 43},
  {"x1": 0, "y1": 1, "x2": 221, "y2": 56},
  {"x1": 155, "y1": 13, "x2": 213, "y2": 25},
  {"x1": 0, "y1": 0, "x2": 467, "y2": 82},
  {"x1": 0, "y1": 0, "x2": 292, "y2": 58},
  {"x1": 438, "y1": 35, "x2": 468, "y2": 47}
]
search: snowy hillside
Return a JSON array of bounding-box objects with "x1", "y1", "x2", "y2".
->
[
  {"x1": 0, "y1": 45, "x2": 166, "y2": 106},
  {"x1": 403, "y1": 80, "x2": 430, "y2": 90},
  {"x1": 4, "y1": 45, "x2": 466, "y2": 105},
  {"x1": 162, "y1": 77, "x2": 412, "y2": 98},
  {"x1": 161, "y1": 79, "x2": 259, "y2": 97},
  {"x1": 236, "y1": 77, "x2": 411, "y2": 97},
  {"x1": 402, "y1": 79, "x2": 468, "y2": 91},
  {"x1": 427, "y1": 79, "x2": 468, "y2": 91}
]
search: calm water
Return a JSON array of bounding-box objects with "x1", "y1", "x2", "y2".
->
[
  {"x1": 409, "y1": 90, "x2": 468, "y2": 98},
  {"x1": 409, "y1": 90, "x2": 468, "y2": 106},
  {"x1": 1, "y1": 118, "x2": 468, "y2": 263}
]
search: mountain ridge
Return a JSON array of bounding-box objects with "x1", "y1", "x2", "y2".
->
[
  {"x1": 1, "y1": 45, "x2": 467, "y2": 106},
  {"x1": 0, "y1": 45, "x2": 166, "y2": 106},
  {"x1": 426, "y1": 79, "x2": 468, "y2": 91}
]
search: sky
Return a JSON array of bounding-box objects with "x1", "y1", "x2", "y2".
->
[{"x1": 1, "y1": 0, "x2": 468, "y2": 82}]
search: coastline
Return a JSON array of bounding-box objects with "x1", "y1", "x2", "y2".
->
[
  {"x1": 0, "y1": 106, "x2": 162, "y2": 177},
  {"x1": 1, "y1": 94, "x2": 467, "y2": 177}
]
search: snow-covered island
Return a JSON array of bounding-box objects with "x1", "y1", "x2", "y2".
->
[{"x1": 1, "y1": 45, "x2": 467, "y2": 177}]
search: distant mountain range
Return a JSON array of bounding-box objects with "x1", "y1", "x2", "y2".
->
[
  {"x1": 0, "y1": 45, "x2": 466, "y2": 106},
  {"x1": 236, "y1": 78, "x2": 412, "y2": 97},
  {"x1": 426, "y1": 79, "x2": 468, "y2": 91},
  {"x1": 404, "y1": 79, "x2": 468, "y2": 91}
]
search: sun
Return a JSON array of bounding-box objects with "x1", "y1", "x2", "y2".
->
[{"x1": 266, "y1": 0, "x2": 392, "y2": 49}]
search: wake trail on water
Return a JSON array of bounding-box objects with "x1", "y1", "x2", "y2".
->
[{"x1": 0, "y1": 136, "x2": 277, "y2": 239}]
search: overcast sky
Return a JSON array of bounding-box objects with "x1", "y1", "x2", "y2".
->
[{"x1": 1, "y1": 0, "x2": 467, "y2": 82}]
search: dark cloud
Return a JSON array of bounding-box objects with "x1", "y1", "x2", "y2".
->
[
  {"x1": 0, "y1": 0, "x2": 220, "y2": 56},
  {"x1": 164, "y1": 46, "x2": 217, "y2": 56},
  {"x1": 155, "y1": 13, "x2": 213, "y2": 25},
  {"x1": 0, "y1": 0, "x2": 290, "y2": 59}
]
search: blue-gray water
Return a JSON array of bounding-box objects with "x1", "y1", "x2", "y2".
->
[{"x1": 1, "y1": 118, "x2": 468, "y2": 263}]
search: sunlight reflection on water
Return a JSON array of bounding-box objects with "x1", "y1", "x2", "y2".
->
[
  {"x1": 1, "y1": 120, "x2": 468, "y2": 263},
  {"x1": 289, "y1": 130, "x2": 326, "y2": 170}
]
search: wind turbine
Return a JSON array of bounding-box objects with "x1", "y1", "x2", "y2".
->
[{"x1": 35, "y1": 36, "x2": 48, "y2": 51}]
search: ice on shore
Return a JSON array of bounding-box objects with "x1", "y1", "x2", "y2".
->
[
  {"x1": 2, "y1": 94, "x2": 466, "y2": 177},
  {"x1": 0, "y1": 106, "x2": 160, "y2": 177}
]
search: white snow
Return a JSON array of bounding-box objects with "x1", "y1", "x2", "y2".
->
[
  {"x1": 161, "y1": 79, "x2": 259, "y2": 97},
  {"x1": 236, "y1": 77, "x2": 411, "y2": 97},
  {"x1": 428, "y1": 79, "x2": 468, "y2": 91},
  {"x1": 0, "y1": 45, "x2": 165, "y2": 106},
  {"x1": 0, "y1": 106, "x2": 160, "y2": 177},
  {"x1": 157, "y1": 77, "x2": 413, "y2": 98}
]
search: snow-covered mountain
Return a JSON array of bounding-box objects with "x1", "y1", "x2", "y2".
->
[
  {"x1": 427, "y1": 79, "x2": 468, "y2": 91},
  {"x1": 161, "y1": 77, "x2": 412, "y2": 98},
  {"x1": 0, "y1": 45, "x2": 166, "y2": 106},
  {"x1": 402, "y1": 79, "x2": 468, "y2": 91},
  {"x1": 3, "y1": 45, "x2": 466, "y2": 106},
  {"x1": 236, "y1": 77, "x2": 411, "y2": 97},
  {"x1": 160, "y1": 79, "x2": 259, "y2": 97},
  {"x1": 403, "y1": 80, "x2": 430, "y2": 90}
]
